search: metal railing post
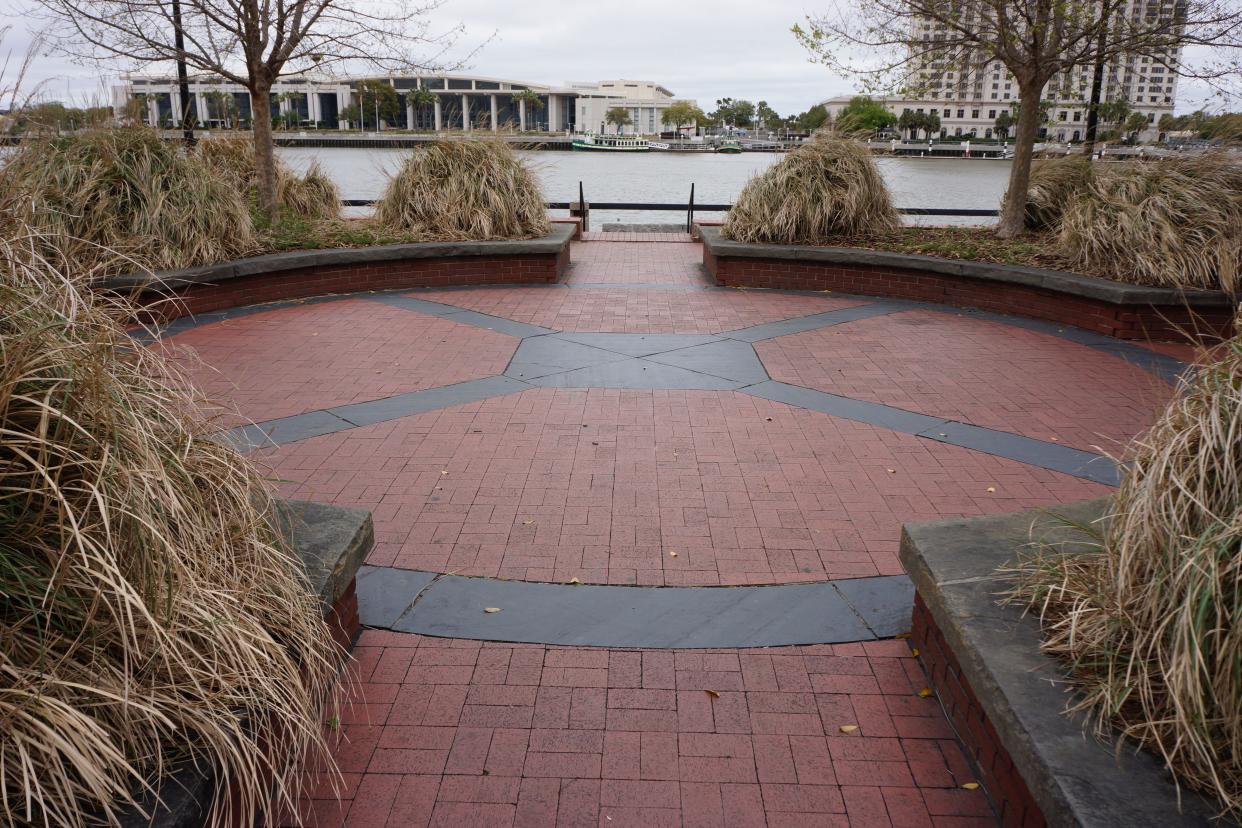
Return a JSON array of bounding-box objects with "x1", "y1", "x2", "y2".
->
[{"x1": 687, "y1": 183, "x2": 695, "y2": 234}]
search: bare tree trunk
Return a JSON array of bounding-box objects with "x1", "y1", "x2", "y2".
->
[
  {"x1": 250, "y1": 82, "x2": 279, "y2": 219},
  {"x1": 996, "y1": 84, "x2": 1044, "y2": 238}
]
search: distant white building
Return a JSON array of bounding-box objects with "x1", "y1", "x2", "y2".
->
[{"x1": 111, "y1": 73, "x2": 695, "y2": 136}]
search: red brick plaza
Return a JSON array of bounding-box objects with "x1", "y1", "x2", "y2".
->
[{"x1": 163, "y1": 234, "x2": 1188, "y2": 826}]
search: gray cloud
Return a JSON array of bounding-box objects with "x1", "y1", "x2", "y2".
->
[{"x1": 2, "y1": 0, "x2": 1221, "y2": 113}]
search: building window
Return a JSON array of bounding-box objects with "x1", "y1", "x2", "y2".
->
[
  {"x1": 956, "y1": 108, "x2": 964, "y2": 118},
  {"x1": 970, "y1": 109, "x2": 979, "y2": 118},
  {"x1": 988, "y1": 109, "x2": 996, "y2": 118},
  {"x1": 1073, "y1": 111, "x2": 1082, "y2": 122}
]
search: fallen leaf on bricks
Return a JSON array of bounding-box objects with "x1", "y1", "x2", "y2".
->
[
  {"x1": 484, "y1": 607, "x2": 501, "y2": 614},
  {"x1": 917, "y1": 688, "x2": 933, "y2": 698},
  {"x1": 838, "y1": 725, "x2": 859, "y2": 734},
  {"x1": 704, "y1": 689, "x2": 720, "y2": 698},
  {"x1": 569, "y1": 577, "x2": 581, "y2": 585},
  {"x1": 961, "y1": 783, "x2": 980, "y2": 790}
]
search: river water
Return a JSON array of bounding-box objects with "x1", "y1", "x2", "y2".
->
[{"x1": 277, "y1": 147, "x2": 1013, "y2": 226}]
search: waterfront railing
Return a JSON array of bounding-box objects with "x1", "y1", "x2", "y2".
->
[{"x1": 342, "y1": 181, "x2": 1000, "y2": 232}]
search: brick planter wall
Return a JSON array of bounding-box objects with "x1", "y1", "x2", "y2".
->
[
  {"x1": 912, "y1": 593, "x2": 1044, "y2": 828},
  {"x1": 704, "y1": 246, "x2": 1233, "y2": 342},
  {"x1": 131, "y1": 249, "x2": 569, "y2": 321},
  {"x1": 99, "y1": 226, "x2": 576, "y2": 322}
]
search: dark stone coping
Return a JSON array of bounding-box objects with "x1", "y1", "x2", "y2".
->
[
  {"x1": 114, "y1": 498, "x2": 372, "y2": 828},
  {"x1": 272, "y1": 498, "x2": 374, "y2": 610},
  {"x1": 96, "y1": 224, "x2": 578, "y2": 292},
  {"x1": 700, "y1": 226, "x2": 1233, "y2": 308},
  {"x1": 900, "y1": 500, "x2": 1226, "y2": 826},
  {"x1": 356, "y1": 565, "x2": 914, "y2": 648}
]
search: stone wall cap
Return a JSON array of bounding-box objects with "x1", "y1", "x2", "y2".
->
[
  {"x1": 97, "y1": 223, "x2": 576, "y2": 292},
  {"x1": 900, "y1": 500, "x2": 1228, "y2": 826},
  {"x1": 700, "y1": 226, "x2": 1233, "y2": 308},
  {"x1": 272, "y1": 498, "x2": 374, "y2": 609}
]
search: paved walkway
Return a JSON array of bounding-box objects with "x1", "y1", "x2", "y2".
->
[{"x1": 157, "y1": 235, "x2": 1189, "y2": 826}]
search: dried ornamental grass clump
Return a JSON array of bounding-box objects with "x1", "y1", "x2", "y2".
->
[
  {"x1": 374, "y1": 139, "x2": 551, "y2": 241},
  {"x1": 0, "y1": 128, "x2": 258, "y2": 280},
  {"x1": 1056, "y1": 153, "x2": 1242, "y2": 293},
  {"x1": 722, "y1": 135, "x2": 898, "y2": 245},
  {"x1": 0, "y1": 233, "x2": 340, "y2": 827},
  {"x1": 1008, "y1": 331, "x2": 1242, "y2": 819},
  {"x1": 197, "y1": 136, "x2": 341, "y2": 221},
  {"x1": 1023, "y1": 155, "x2": 1094, "y2": 230}
]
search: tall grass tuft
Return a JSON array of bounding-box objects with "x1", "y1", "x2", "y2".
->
[
  {"x1": 1008, "y1": 331, "x2": 1242, "y2": 818},
  {"x1": 373, "y1": 139, "x2": 551, "y2": 240},
  {"x1": 1023, "y1": 156, "x2": 1094, "y2": 230},
  {"x1": 0, "y1": 230, "x2": 340, "y2": 827},
  {"x1": 1055, "y1": 153, "x2": 1242, "y2": 293},
  {"x1": 196, "y1": 136, "x2": 341, "y2": 221},
  {"x1": 722, "y1": 135, "x2": 898, "y2": 245},
  {"x1": 0, "y1": 128, "x2": 258, "y2": 279}
]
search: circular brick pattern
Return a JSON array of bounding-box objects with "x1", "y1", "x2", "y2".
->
[
  {"x1": 261, "y1": 388, "x2": 1109, "y2": 585},
  {"x1": 158, "y1": 299, "x2": 519, "y2": 425}
]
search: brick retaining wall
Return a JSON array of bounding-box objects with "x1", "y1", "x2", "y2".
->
[
  {"x1": 911, "y1": 593, "x2": 1044, "y2": 827},
  {"x1": 704, "y1": 246, "x2": 1233, "y2": 341},
  {"x1": 100, "y1": 226, "x2": 576, "y2": 322},
  {"x1": 132, "y1": 250, "x2": 569, "y2": 321}
]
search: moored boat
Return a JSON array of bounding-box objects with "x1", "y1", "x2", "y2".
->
[
  {"x1": 716, "y1": 138, "x2": 742, "y2": 154},
  {"x1": 572, "y1": 133, "x2": 651, "y2": 152}
]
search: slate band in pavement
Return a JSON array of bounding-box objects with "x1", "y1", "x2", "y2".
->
[
  {"x1": 222, "y1": 376, "x2": 531, "y2": 450},
  {"x1": 744, "y1": 381, "x2": 1121, "y2": 486},
  {"x1": 356, "y1": 565, "x2": 914, "y2": 648}
]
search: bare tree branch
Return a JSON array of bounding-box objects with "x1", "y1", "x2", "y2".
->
[
  {"x1": 796, "y1": 0, "x2": 1242, "y2": 236},
  {"x1": 32, "y1": 0, "x2": 474, "y2": 214}
]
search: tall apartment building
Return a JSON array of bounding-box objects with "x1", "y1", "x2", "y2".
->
[{"x1": 824, "y1": 1, "x2": 1182, "y2": 142}]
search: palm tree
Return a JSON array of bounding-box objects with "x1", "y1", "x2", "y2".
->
[
  {"x1": 409, "y1": 87, "x2": 437, "y2": 130},
  {"x1": 511, "y1": 88, "x2": 543, "y2": 131}
]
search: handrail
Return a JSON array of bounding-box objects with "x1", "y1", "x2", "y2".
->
[{"x1": 341, "y1": 198, "x2": 999, "y2": 217}]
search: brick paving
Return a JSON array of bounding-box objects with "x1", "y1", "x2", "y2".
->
[
  {"x1": 581, "y1": 231, "x2": 694, "y2": 242},
  {"x1": 159, "y1": 298, "x2": 516, "y2": 424},
  {"x1": 162, "y1": 237, "x2": 1189, "y2": 826},
  {"x1": 413, "y1": 288, "x2": 863, "y2": 334},
  {"x1": 288, "y1": 632, "x2": 996, "y2": 827},
  {"x1": 263, "y1": 388, "x2": 1108, "y2": 585},
  {"x1": 756, "y1": 308, "x2": 1178, "y2": 453},
  {"x1": 565, "y1": 240, "x2": 707, "y2": 285}
]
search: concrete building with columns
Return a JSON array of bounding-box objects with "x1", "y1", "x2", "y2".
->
[{"x1": 113, "y1": 72, "x2": 694, "y2": 135}]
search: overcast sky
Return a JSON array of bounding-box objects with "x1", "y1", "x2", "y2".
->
[{"x1": 2, "y1": 0, "x2": 1222, "y2": 114}]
